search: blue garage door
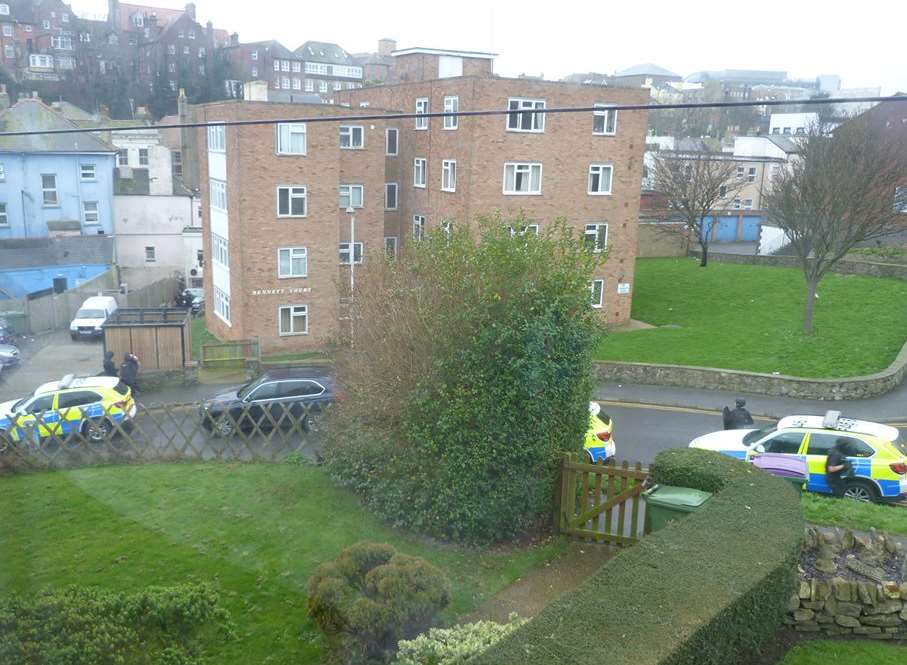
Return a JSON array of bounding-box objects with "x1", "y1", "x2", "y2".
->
[
  {"x1": 740, "y1": 216, "x2": 762, "y2": 242},
  {"x1": 714, "y1": 217, "x2": 738, "y2": 242}
]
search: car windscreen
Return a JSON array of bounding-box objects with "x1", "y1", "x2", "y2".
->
[
  {"x1": 742, "y1": 425, "x2": 776, "y2": 445},
  {"x1": 75, "y1": 309, "x2": 106, "y2": 319},
  {"x1": 236, "y1": 379, "x2": 261, "y2": 400}
]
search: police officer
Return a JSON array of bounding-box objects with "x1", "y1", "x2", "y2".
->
[
  {"x1": 723, "y1": 398, "x2": 754, "y2": 429},
  {"x1": 825, "y1": 438, "x2": 852, "y2": 498}
]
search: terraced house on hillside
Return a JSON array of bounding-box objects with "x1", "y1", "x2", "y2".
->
[{"x1": 195, "y1": 47, "x2": 648, "y2": 353}]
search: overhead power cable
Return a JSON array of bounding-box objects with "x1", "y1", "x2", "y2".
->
[{"x1": 0, "y1": 94, "x2": 903, "y2": 138}]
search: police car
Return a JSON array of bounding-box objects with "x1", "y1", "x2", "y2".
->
[
  {"x1": 689, "y1": 411, "x2": 907, "y2": 501},
  {"x1": 584, "y1": 402, "x2": 616, "y2": 462},
  {"x1": 0, "y1": 375, "x2": 136, "y2": 449}
]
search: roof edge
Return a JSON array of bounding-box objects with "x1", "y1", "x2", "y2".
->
[{"x1": 391, "y1": 47, "x2": 496, "y2": 59}]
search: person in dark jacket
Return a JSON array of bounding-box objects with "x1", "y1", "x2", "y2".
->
[
  {"x1": 723, "y1": 398, "x2": 754, "y2": 429},
  {"x1": 825, "y1": 439, "x2": 852, "y2": 498},
  {"x1": 102, "y1": 351, "x2": 117, "y2": 377},
  {"x1": 119, "y1": 352, "x2": 140, "y2": 393}
]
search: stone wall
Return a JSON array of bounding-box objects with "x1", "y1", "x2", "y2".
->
[{"x1": 695, "y1": 251, "x2": 907, "y2": 281}]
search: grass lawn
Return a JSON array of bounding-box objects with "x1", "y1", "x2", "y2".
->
[
  {"x1": 801, "y1": 493, "x2": 907, "y2": 536},
  {"x1": 594, "y1": 258, "x2": 907, "y2": 378},
  {"x1": 776, "y1": 640, "x2": 907, "y2": 664},
  {"x1": 191, "y1": 316, "x2": 219, "y2": 361},
  {"x1": 0, "y1": 463, "x2": 565, "y2": 664}
]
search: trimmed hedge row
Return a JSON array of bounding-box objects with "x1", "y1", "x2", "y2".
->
[{"x1": 471, "y1": 448, "x2": 805, "y2": 665}]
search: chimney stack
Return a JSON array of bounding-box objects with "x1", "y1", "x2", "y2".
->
[
  {"x1": 230, "y1": 32, "x2": 239, "y2": 46},
  {"x1": 184, "y1": 3, "x2": 196, "y2": 20},
  {"x1": 378, "y1": 38, "x2": 396, "y2": 57}
]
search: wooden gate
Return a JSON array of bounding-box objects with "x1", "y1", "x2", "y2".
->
[{"x1": 559, "y1": 454, "x2": 649, "y2": 545}]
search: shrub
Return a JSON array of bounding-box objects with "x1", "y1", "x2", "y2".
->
[
  {"x1": 324, "y1": 218, "x2": 601, "y2": 543},
  {"x1": 470, "y1": 448, "x2": 805, "y2": 665},
  {"x1": 393, "y1": 615, "x2": 528, "y2": 665},
  {"x1": 307, "y1": 541, "x2": 451, "y2": 664},
  {"x1": 0, "y1": 582, "x2": 232, "y2": 665}
]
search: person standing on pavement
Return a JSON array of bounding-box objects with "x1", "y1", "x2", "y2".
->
[
  {"x1": 102, "y1": 351, "x2": 117, "y2": 377},
  {"x1": 119, "y1": 352, "x2": 140, "y2": 394},
  {"x1": 825, "y1": 439, "x2": 852, "y2": 498},
  {"x1": 723, "y1": 398, "x2": 754, "y2": 429}
]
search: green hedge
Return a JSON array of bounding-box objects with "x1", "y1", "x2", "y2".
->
[{"x1": 471, "y1": 448, "x2": 804, "y2": 665}]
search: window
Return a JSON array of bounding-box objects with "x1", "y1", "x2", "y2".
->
[
  {"x1": 281, "y1": 77, "x2": 290, "y2": 90},
  {"x1": 0, "y1": 5, "x2": 8, "y2": 16},
  {"x1": 51, "y1": 35, "x2": 73, "y2": 50},
  {"x1": 2, "y1": 24, "x2": 11, "y2": 36},
  {"x1": 279, "y1": 305, "x2": 308, "y2": 335},
  {"x1": 304, "y1": 79, "x2": 314, "y2": 92},
  {"x1": 169, "y1": 80, "x2": 177, "y2": 91},
  {"x1": 25, "y1": 395, "x2": 54, "y2": 414},
  {"x1": 590, "y1": 280, "x2": 604, "y2": 308},
  {"x1": 108, "y1": 33, "x2": 117, "y2": 45},
  {"x1": 41, "y1": 174, "x2": 58, "y2": 206},
  {"x1": 896, "y1": 186, "x2": 907, "y2": 214},
  {"x1": 278, "y1": 247, "x2": 308, "y2": 278},
  {"x1": 747, "y1": 167, "x2": 757, "y2": 183},
  {"x1": 251, "y1": 50, "x2": 258, "y2": 60},
  {"x1": 188, "y1": 30, "x2": 196, "y2": 40},
  {"x1": 29, "y1": 54, "x2": 53, "y2": 69},
  {"x1": 385, "y1": 183, "x2": 398, "y2": 210},
  {"x1": 0, "y1": 202, "x2": 7, "y2": 226},
  {"x1": 736, "y1": 166, "x2": 745, "y2": 180},
  {"x1": 806, "y1": 433, "x2": 872, "y2": 457},
  {"x1": 441, "y1": 159, "x2": 456, "y2": 192},
  {"x1": 319, "y1": 80, "x2": 328, "y2": 92},
  {"x1": 251, "y1": 66, "x2": 258, "y2": 77},
  {"x1": 207, "y1": 124, "x2": 226, "y2": 152},
  {"x1": 503, "y1": 162, "x2": 542, "y2": 195},
  {"x1": 214, "y1": 287, "x2": 230, "y2": 323},
  {"x1": 412, "y1": 215, "x2": 425, "y2": 241},
  {"x1": 0, "y1": 163, "x2": 3, "y2": 181},
  {"x1": 507, "y1": 98, "x2": 545, "y2": 132},
  {"x1": 305, "y1": 62, "x2": 329, "y2": 75},
  {"x1": 61, "y1": 12, "x2": 68, "y2": 22},
  {"x1": 413, "y1": 158, "x2": 427, "y2": 188},
  {"x1": 172, "y1": 151, "x2": 183, "y2": 176},
  {"x1": 443, "y1": 96, "x2": 458, "y2": 130},
  {"x1": 593, "y1": 104, "x2": 617, "y2": 135},
  {"x1": 182, "y1": 45, "x2": 190, "y2": 55},
  {"x1": 588, "y1": 164, "x2": 613, "y2": 195},
  {"x1": 384, "y1": 236, "x2": 398, "y2": 259},
  {"x1": 733, "y1": 198, "x2": 754, "y2": 210},
  {"x1": 762, "y1": 432, "x2": 804, "y2": 455},
  {"x1": 339, "y1": 125, "x2": 364, "y2": 149},
  {"x1": 339, "y1": 184, "x2": 364, "y2": 209},
  {"x1": 441, "y1": 219, "x2": 453, "y2": 237},
  {"x1": 58, "y1": 391, "x2": 103, "y2": 410},
  {"x1": 273, "y1": 59, "x2": 281, "y2": 72},
  {"x1": 281, "y1": 60, "x2": 290, "y2": 72},
  {"x1": 719, "y1": 184, "x2": 727, "y2": 197},
  {"x1": 415, "y1": 98, "x2": 428, "y2": 130},
  {"x1": 209, "y1": 179, "x2": 227, "y2": 211},
  {"x1": 385, "y1": 128, "x2": 398, "y2": 156},
  {"x1": 198, "y1": 47, "x2": 206, "y2": 58},
  {"x1": 138, "y1": 149, "x2": 149, "y2": 166},
  {"x1": 42, "y1": 19, "x2": 50, "y2": 30},
  {"x1": 80, "y1": 32, "x2": 90, "y2": 43},
  {"x1": 168, "y1": 62, "x2": 176, "y2": 73},
  {"x1": 117, "y1": 149, "x2": 128, "y2": 166},
  {"x1": 82, "y1": 201, "x2": 99, "y2": 225},
  {"x1": 292, "y1": 78, "x2": 301, "y2": 90},
  {"x1": 144, "y1": 246, "x2": 156, "y2": 262},
  {"x1": 80, "y1": 164, "x2": 96, "y2": 181},
  {"x1": 339, "y1": 242, "x2": 363, "y2": 265},
  {"x1": 57, "y1": 56, "x2": 74, "y2": 70},
  {"x1": 276, "y1": 123, "x2": 306, "y2": 155},
  {"x1": 584, "y1": 223, "x2": 608, "y2": 252},
  {"x1": 783, "y1": 127, "x2": 792, "y2": 135},
  {"x1": 277, "y1": 186, "x2": 307, "y2": 217},
  {"x1": 333, "y1": 80, "x2": 342, "y2": 91},
  {"x1": 508, "y1": 223, "x2": 540, "y2": 237},
  {"x1": 212, "y1": 233, "x2": 229, "y2": 266},
  {"x1": 280, "y1": 380, "x2": 325, "y2": 398},
  {"x1": 292, "y1": 61, "x2": 301, "y2": 73},
  {"x1": 3, "y1": 45, "x2": 13, "y2": 58}
]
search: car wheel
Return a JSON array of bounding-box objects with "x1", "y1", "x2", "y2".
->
[
  {"x1": 81, "y1": 418, "x2": 112, "y2": 443},
  {"x1": 215, "y1": 417, "x2": 235, "y2": 437},
  {"x1": 843, "y1": 480, "x2": 879, "y2": 502}
]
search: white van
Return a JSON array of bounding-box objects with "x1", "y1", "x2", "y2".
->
[{"x1": 70, "y1": 296, "x2": 118, "y2": 341}]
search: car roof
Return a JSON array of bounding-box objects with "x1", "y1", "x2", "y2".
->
[
  {"x1": 81, "y1": 296, "x2": 117, "y2": 306},
  {"x1": 777, "y1": 414, "x2": 899, "y2": 442},
  {"x1": 35, "y1": 375, "x2": 121, "y2": 395}
]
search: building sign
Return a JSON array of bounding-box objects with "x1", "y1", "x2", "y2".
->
[
  {"x1": 616, "y1": 282, "x2": 631, "y2": 295},
  {"x1": 250, "y1": 287, "x2": 312, "y2": 296}
]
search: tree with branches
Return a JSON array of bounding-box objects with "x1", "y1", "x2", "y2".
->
[
  {"x1": 763, "y1": 115, "x2": 907, "y2": 334},
  {"x1": 651, "y1": 148, "x2": 746, "y2": 267}
]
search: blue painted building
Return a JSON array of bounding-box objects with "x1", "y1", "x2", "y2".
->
[{"x1": 0, "y1": 99, "x2": 116, "y2": 239}]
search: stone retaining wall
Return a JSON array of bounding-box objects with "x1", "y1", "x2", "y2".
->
[
  {"x1": 788, "y1": 577, "x2": 907, "y2": 638},
  {"x1": 694, "y1": 251, "x2": 907, "y2": 281}
]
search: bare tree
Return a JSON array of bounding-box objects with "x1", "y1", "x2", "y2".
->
[
  {"x1": 764, "y1": 116, "x2": 907, "y2": 334},
  {"x1": 652, "y1": 148, "x2": 746, "y2": 267}
]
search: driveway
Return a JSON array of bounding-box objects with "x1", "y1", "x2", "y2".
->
[{"x1": 0, "y1": 330, "x2": 104, "y2": 402}]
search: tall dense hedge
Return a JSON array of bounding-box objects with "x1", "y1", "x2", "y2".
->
[
  {"x1": 470, "y1": 448, "x2": 805, "y2": 665},
  {"x1": 324, "y1": 219, "x2": 601, "y2": 543}
]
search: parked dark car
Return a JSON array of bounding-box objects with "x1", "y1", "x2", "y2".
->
[{"x1": 199, "y1": 368, "x2": 335, "y2": 436}]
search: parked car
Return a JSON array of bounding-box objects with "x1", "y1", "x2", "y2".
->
[
  {"x1": 199, "y1": 368, "x2": 335, "y2": 436},
  {"x1": 0, "y1": 374, "x2": 136, "y2": 449},
  {"x1": 584, "y1": 401, "x2": 616, "y2": 462},
  {"x1": 69, "y1": 296, "x2": 119, "y2": 341},
  {"x1": 689, "y1": 411, "x2": 907, "y2": 501},
  {"x1": 0, "y1": 344, "x2": 19, "y2": 368},
  {"x1": 185, "y1": 288, "x2": 205, "y2": 316}
]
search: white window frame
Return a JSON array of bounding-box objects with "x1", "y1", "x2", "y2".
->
[
  {"x1": 413, "y1": 215, "x2": 425, "y2": 241},
  {"x1": 214, "y1": 287, "x2": 231, "y2": 324},
  {"x1": 2, "y1": 24, "x2": 12, "y2": 37},
  {"x1": 443, "y1": 96, "x2": 458, "y2": 130},
  {"x1": 593, "y1": 104, "x2": 617, "y2": 136},
  {"x1": 117, "y1": 149, "x2": 129, "y2": 167},
  {"x1": 251, "y1": 50, "x2": 258, "y2": 60},
  {"x1": 82, "y1": 201, "x2": 100, "y2": 226},
  {"x1": 292, "y1": 61, "x2": 301, "y2": 73},
  {"x1": 138, "y1": 148, "x2": 149, "y2": 167},
  {"x1": 339, "y1": 242, "x2": 364, "y2": 265},
  {"x1": 588, "y1": 164, "x2": 613, "y2": 195},
  {"x1": 209, "y1": 179, "x2": 227, "y2": 211},
  {"x1": 212, "y1": 233, "x2": 229, "y2": 267},
  {"x1": 281, "y1": 77, "x2": 290, "y2": 90},
  {"x1": 0, "y1": 202, "x2": 7, "y2": 227},
  {"x1": 502, "y1": 162, "x2": 542, "y2": 195},
  {"x1": 278, "y1": 246, "x2": 308, "y2": 278},
  {"x1": 441, "y1": 219, "x2": 454, "y2": 237},
  {"x1": 385, "y1": 127, "x2": 398, "y2": 156},
  {"x1": 385, "y1": 182, "x2": 398, "y2": 210},
  {"x1": 747, "y1": 166, "x2": 757, "y2": 183},
  {"x1": 319, "y1": 80, "x2": 328, "y2": 93},
  {"x1": 339, "y1": 125, "x2": 364, "y2": 149},
  {"x1": 277, "y1": 185, "x2": 308, "y2": 218},
  {"x1": 584, "y1": 223, "x2": 608, "y2": 253},
  {"x1": 41, "y1": 174, "x2": 58, "y2": 206},
  {"x1": 415, "y1": 98, "x2": 428, "y2": 130},
  {"x1": 144, "y1": 246, "x2": 156, "y2": 262},
  {"x1": 278, "y1": 305, "x2": 308, "y2": 336},
  {"x1": 80, "y1": 163, "x2": 96, "y2": 181},
  {"x1": 339, "y1": 184, "x2": 364, "y2": 209},
  {"x1": 590, "y1": 280, "x2": 604, "y2": 308},
  {"x1": 413, "y1": 158, "x2": 427, "y2": 188},
  {"x1": 384, "y1": 236, "x2": 398, "y2": 259},
  {"x1": 509, "y1": 224, "x2": 540, "y2": 237},
  {"x1": 276, "y1": 122, "x2": 307, "y2": 155},
  {"x1": 441, "y1": 159, "x2": 457, "y2": 192},
  {"x1": 304, "y1": 79, "x2": 314, "y2": 92},
  {"x1": 207, "y1": 124, "x2": 226, "y2": 153},
  {"x1": 507, "y1": 98, "x2": 545, "y2": 132},
  {"x1": 0, "y1": 5, "x2": 8, "y2": 16}
]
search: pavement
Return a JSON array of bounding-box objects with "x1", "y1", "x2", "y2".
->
[
  {"x1": 711, "y1": 241, "x2": 759, "y2": 256},
  {"x1": 0, "y1": 330, "x2": 104, "y2": 402}
]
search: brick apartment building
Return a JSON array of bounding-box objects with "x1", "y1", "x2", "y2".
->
[{"x1": 197, "y1": 48, "x2": 648, "y2": 352}]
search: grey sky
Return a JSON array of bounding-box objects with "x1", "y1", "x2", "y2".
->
[{"x1": 74, "y1": 0, "x2": 907, "y2": 94}]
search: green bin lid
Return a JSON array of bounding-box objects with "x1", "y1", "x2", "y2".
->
[{"x1": 645, "y1": 484, "x2": 712, "y2": 508}]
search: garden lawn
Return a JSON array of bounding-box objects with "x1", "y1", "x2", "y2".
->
[
  {"x1": 801, "y1": 493, "x2": 907, "y2": 536},
  {"x1": 776, "y1": 639, "x2": 907, "y2": 665},
  {"x1": 191, "y1": 316, "x2": 219, "y2": 361},
  {"x1": 595, "y1": 258, "x2": 907, "y2": 378},
  {"x1": 0, "y1": 463, "x2": 565, "y2": 665}
]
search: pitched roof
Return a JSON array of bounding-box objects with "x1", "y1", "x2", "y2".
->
[
  {"x1": 0, "y1": 99, "x2": 116, "y2": 153},
  {"x1": 6, "y1": 0, "x2": 37, "y2": 23},
  {"x1": 113, "y1": 2, "x2": 186, "y2": 32},
  {"x1": 614, "y1": 63, "x2": 680, "y2": 79},
  {"x1": 295, "y1": 41, "x2": 354, "y2": 64},
  {"x1": 766, "y1": 135, "x2": 800, "y2": 153}
]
